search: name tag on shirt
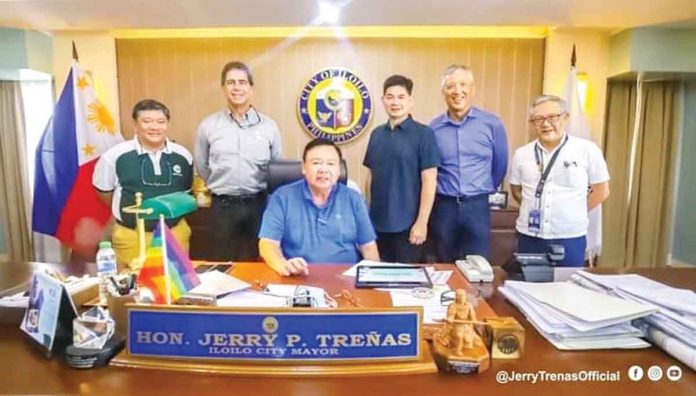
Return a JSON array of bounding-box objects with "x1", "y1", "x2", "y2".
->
[{"x1": 528, "y1": 209, "x2": 541, "y2": 234}]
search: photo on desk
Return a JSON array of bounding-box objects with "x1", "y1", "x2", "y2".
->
[
  {"x1": 19, "y1": 272, "x2": 77, "y2": 357},
  {"x1": 355, "y1": 265, "x2": 433, "y2": 289}
]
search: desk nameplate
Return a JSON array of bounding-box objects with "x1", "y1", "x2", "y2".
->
[
  {"x1": 126, "y1": 305, "x2": 424, "y2": 363},
  {"x1": 112, "y1": 304, "x2": 437, "y2": 376}
]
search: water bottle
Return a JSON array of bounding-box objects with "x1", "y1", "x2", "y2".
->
[{"x1": 96, "y1": 241, "x2": 117, "y2": 305}]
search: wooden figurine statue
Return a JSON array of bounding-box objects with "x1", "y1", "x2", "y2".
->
[{"x1": 433, "y1": 289, "x2": 490, "y2": 374}]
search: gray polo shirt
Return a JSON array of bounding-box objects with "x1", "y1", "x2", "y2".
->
[{"x1": 194, "y1": 108, "x2": 282, "y2": 195}]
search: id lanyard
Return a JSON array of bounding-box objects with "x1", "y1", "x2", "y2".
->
[
  {"x1": 528, "y1": 136, "x2": 567, "y2": 235},
  {"x1": 533, "y1": 135, "x2": 569, "y2": 208}
]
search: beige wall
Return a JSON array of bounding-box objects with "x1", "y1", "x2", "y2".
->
[
  {"x1": 544, "y1": 28, "x2": 611, "y2": 146},
  {"x1": 116, "y1": 37, "x2": 544, "y2": 190},
  {"x1": 50, "y1": 29, "x2": 614, "y2": 190}
]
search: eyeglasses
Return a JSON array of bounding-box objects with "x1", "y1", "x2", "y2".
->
[
  {"x1": 230, "y1": 107, "x2": 262, "y2": 129},
  {"x1": 140, "y1": 158, "x2": 172, "y2": 187},
  {"x1": 530, "y1": 112, "x2": 566, "y2": 126}
]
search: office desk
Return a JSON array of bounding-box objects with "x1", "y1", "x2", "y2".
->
[{"x1": 0, "y1": 261, "x2": 693, "y2": 395}]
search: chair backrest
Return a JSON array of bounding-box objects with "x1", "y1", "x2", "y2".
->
[{"x1": 266, "y1": 159, "x2": 348, "y2": 194}]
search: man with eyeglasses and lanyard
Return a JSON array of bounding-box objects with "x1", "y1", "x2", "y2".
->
[
  {"x1": 93, "y1": 99, "x2": 194, "y2": 271},
  {"x1": 194, "y1": 61, "x2": 282, "y2": 261},
  {"x1": 509, "y1": 95, "x2": 610, "y2": 266}
]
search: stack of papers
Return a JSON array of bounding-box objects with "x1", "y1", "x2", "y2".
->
[
  {"x1": 389, "y1": 285, "x2": 451, "y2": 324},
  {"x1": 499, "y1": 280, "x2": 656, "y2": 350},
  {"x1": 216, "y1": 291, "x2": 288, "y2": 308},
  {"x1": 188, "y1": 271, "x2": 250, "y2": 297},
  {"x1": 569, "y1": 271, "x2": 696, "y2": 369},
  {"x1": 0, "y1": 290, "x2": 29, "y2": 308}
]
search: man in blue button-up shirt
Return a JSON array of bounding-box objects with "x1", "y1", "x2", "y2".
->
[
  {"x1": 429, "y1": 65, "x2": 509, "y2": 262},
  {"x1": 364, "y1": 75, "x2": 440, "y2": 264}
]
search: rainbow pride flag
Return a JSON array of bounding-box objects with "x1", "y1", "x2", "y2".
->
[{"x1": 137, "y1": 219, "x2": 200, "y2": 304}]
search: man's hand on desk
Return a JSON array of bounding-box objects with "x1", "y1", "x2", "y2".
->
[
  {"x1": 266, "y1": 257, "x2": 310, "y2": 277},
  {"x1": 259, "y1": 238, "x2": 309, "y2": 276},
  {"x1": 282, "y1": 257, "x2": 310, "y2": 276}
]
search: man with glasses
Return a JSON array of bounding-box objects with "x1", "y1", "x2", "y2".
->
[
  {"x1": 429, "y1": 65, "x2": 509, "y2": 263},
  {"x1": 509, "y1": 95, "x2": 610, "y2": 266},
  {"x1": 195, "y1": 61, "x2": 282, "y2": 261},
  {"x1": 93, "y1": 99, "x2": 193, "y2": 271}
]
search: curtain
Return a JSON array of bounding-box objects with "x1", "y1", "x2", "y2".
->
[
  {"x1": 601, "y1": 80, "x2": 680, "y2": 268},
  {"x1": 0, "y1": 81, "x2": 32, "y2": 261}
]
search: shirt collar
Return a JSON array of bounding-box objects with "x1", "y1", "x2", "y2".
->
[
  {"x1": 134, "y1": 137, "x2": 171, "y2": 155},
  {"x1": 302, "y1": 179, "x2": 339, "y2": 207},
  {"x1": 386, "y1": 115, "x2": 414, "y2": 131},
  {"x1": 432, "y1": 106, "x2": 480, "y2": 128},
  {"x1": 226, "y1": 106, "x2": 259, "y2": 125},
  {"x1": 535, "y1": 132, "x2": 569, "y2": 155}
]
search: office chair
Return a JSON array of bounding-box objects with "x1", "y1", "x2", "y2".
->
[{"x1": 266, "y1": 160, "x2": 348, "y2": 194}]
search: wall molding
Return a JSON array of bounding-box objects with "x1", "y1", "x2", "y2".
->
[
  {"x1": 670, "y1": 258, "x2": 695, "y2": 267},
  {"x1": 111, "y1": 26, "x2": 550, "y2": 39}
]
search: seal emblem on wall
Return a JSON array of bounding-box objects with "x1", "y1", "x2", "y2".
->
[{"x1": 298, "y1": 68, "x2": 372, "y2": 144}]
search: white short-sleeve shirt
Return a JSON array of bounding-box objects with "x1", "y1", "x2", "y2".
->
[{"x1": 509, "y1": 134, "x2": 610, "y2": 239}]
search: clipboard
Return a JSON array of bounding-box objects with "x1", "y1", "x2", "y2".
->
[{"x1": 355, "y1": 265, "x2": 433, "y2": 289}]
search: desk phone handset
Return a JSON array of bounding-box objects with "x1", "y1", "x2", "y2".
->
[{"x1": 455, "y1": 255, "x2": 494, "y2": 283}]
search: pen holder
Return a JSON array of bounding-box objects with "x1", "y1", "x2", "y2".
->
[{"x1": 107, "y1": 292, "x2": 137, "y2": 336}]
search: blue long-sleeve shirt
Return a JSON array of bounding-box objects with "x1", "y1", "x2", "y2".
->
[{"x1": 429, "y1": 107, "x2": 508, "y2": 197}]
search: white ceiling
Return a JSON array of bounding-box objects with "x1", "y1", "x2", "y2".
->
[{"x1": 1, "y1": 0, "x2": 695, "y2": 32}]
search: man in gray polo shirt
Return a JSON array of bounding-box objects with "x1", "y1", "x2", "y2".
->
[{"x1": 194, "y1": 61, "x2": 282, "y2": 260}]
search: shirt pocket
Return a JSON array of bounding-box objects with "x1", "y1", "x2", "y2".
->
[
  {"x1": 554, "y1": 162, "x2": 588, "y2": 189},
  {"x1": 242, "y1": 134, "x2": 271, "y2": 165}
]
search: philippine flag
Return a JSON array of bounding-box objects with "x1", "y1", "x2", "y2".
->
[{"x1": 32, "y1": 61, "x2": 124, "y2": 254}]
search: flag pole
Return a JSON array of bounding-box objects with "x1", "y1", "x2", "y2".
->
[
  {"x1": 72, "y1": 41, "x2": 79, "y2": 61},
  {"x1": 160, "y1": 215, "x2": 172, "y2": 305}
]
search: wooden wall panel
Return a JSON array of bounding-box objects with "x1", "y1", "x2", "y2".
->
[{"x1": 116, "y1": 37, "x2": 544, "y2": 191}]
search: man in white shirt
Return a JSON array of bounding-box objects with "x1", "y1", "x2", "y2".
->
[
  {"x1": 509, "y1": 95, "x2": 610, "y2": 266},
  {"x1": 194, "y1": 61, "x2": 282, "y2": 261}
]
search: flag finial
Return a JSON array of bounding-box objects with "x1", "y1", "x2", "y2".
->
[
  {"x1": 570, "y1": 44, "x2": 577, "y2": 68},
  {"x1": 72, "y1": 41, "x2": 79, "y2": 61}
]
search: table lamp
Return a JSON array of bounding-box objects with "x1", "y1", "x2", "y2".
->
[{"x1": 122, "y1": 191, "x2": 197, "y2": 272}]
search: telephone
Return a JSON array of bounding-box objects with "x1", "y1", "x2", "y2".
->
[{"x1": 455, "y1": 255, "x2": 494, "y2": 283}]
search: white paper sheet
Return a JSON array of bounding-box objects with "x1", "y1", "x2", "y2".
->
[
  {"x1": 389, "y1": 285, "x2": 451, "y2": 324},
  {"x1": 505, "y1": 280, "x2": 656, "y2": 324},
  {"x1": 216, "y1": 290, "x2": 288, "y2": 308},
  {"x1": 188, "y1": 271, "x2": 250, "y2": 297}
]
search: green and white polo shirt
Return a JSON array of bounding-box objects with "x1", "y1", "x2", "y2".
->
[{"x1": 93, "y1": 138, "x2": 193, "y2": 230}]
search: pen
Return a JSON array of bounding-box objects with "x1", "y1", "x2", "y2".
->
[{"x1": 109, "y1": 276, "x2": 121, "y2": 295}]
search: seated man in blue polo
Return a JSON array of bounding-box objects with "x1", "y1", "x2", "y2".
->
[{"x1": 259, "y1": 138, "x2": 380, "y2": 276}]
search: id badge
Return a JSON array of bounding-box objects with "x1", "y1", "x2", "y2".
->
[{"x1": 528, "y1": 209, "x2": 541, "y2": 234}]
